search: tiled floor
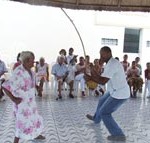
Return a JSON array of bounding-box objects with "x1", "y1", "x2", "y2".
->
[{"x1": 0, "y1": 90, "x2": 150, "y2": 143}]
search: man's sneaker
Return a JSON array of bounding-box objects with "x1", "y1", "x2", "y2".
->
[
  {"x1": 86, "y1": 114, "x2": 93, "y2": 121},
  {"x1": 69, "y1": 93, "x2": 74, "y2": 98},
  {"x1": 107, "y1": 135, "x2": 126, "y2": 141}
]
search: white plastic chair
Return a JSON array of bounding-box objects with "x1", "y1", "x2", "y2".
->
[
  {"x1": 73, "y1": 80, "x2": 80, "y2": 96},
  {"x1": 73, "y1": 79, "x2": 90, "y2": 96},
  {"x1": 42, "y1": 81, "x2": 50, "y2": 97},
  {"x1": 50, "y1": 75, "x2": 69, "y2": 96}
]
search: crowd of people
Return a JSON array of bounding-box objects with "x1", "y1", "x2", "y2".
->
[
  {"x1": 0, "y1": 48, "x2": 149, "y2": 101},
  {"x1": 51, "y1": 47, "x2": 106, "y2": 100},
  {"x1": 120, "y1": 54, "x2": 144, "y2": 98},
  {"x1": 51, "y1": 48, "x2": 149, "y2": 99},
  {"x1": 0, "y1": 46, "x2": 150, "y2": 142}
]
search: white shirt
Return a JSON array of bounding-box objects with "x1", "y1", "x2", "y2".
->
[
  {"x1": 66, "y1": 65, "x2": 77, "y2": 83},
  {"x1": 101, "y1": 57, "x2": 130, "y2": 99},
  {"x1": 66, "y1": 55, "x2": 74, "y2": 64},
  {"x1": 36, "y1": 63, "x2": 48, "y2": 76}
]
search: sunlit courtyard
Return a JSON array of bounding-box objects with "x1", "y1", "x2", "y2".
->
[
  {"x1": 1, "y1": 1, "x2": 150, "y2": 143},
  {"x1": 0, "y1": 88, "x2": 150, "y2": 143}
]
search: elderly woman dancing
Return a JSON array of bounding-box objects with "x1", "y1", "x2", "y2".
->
[{"x1": 2, "y1": 51, "x2": 45, "y2": 143}]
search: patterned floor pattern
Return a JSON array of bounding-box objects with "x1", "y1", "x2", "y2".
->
[{"x1": 0, "y1": 91, "x2": 150, "y2": 143}]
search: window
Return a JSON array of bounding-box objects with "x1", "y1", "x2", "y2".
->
[
  {"x1": 101, "y1": 38, "x2": 118, "y2": 46},
  {"x1": 146, "y1": 41, "x2": 150, "y2": 47},
  {"x1": 123, "y1": 28, "x2": 140, "y2": 53}
]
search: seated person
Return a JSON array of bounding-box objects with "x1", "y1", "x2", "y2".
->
[
  {"x1": 85, "y1": 58, "x2": 97, "y2": 90},
  {"x1": 51, "y1": 55, "x2": 74, "y2": 99},
  {"x1": 66, "y1": 54, "x2": 78, "y2": 92},
  {"x1": 127, "y1": 61, "x2": 143, "y2": 97},
  {"x1": 135, "y1": 56, "x2": 142, "y2": 93},
  {"x1": 35, "y1": 57, "x2": 49, "y2": 97},
  {"x1": 84, "y1": 55, "x2": 93, "y2": 76},
  {"x1": 74, "y1": 56, "x2": 86, "y2": 96},
  {"x1": 135, "y1": 57, "x2": 142, "y2": 75},
  {"x1": 84, "y1": 59, "x2": 104, "y2": 96},
  {"x1": 120, "y1": 54, "x2": 130, "y2": 75}
]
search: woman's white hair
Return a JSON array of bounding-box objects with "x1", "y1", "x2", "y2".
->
[{"x1": 20, "y1": 51, "x2": 34, "y2": 63}]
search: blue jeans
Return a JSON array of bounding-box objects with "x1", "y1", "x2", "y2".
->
[{"x1": 93, "y1": 92, "x2": 127, "y2": 136}]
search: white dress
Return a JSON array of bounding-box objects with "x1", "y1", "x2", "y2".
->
[
  {"x1": 2, "y1": 65, "x2": 44, "y2": 139},
  {"x1": 36, "y1": 63, "x2": 48, "y2": 83}
]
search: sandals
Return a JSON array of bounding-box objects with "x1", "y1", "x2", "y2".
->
[{"x1": 35, "y1": 135, "x2": 46, "y2": 140}]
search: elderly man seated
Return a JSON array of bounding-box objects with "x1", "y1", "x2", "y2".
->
[
  {"x1": 51, "y1": 55, "x2": 74, "y2": 100},
  {"x1": 127, "y1": 61, "x2": 143, "y2": 98}
]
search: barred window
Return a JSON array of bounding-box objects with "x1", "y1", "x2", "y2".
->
[
  {"x1": 146, "y1": 41, "x2": 150, "y2": 47},
  {"x1": 101, "y1": 38, "x2": 118, "y2": 46},
  {"x1": 123, "y1": 28, "x2": 140, "y2": 53}
]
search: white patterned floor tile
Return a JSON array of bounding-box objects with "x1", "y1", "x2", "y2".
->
[{"x1": 0, "y1": 93, "x2": 150, "y2": 143}]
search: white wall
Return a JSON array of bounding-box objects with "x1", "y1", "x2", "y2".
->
[
  {"x1": 0, "y1": 1, "x2": 150, "y2": 73},
  {"x1": 140, "y1": 29, "x2": 150, "y2": 73}
]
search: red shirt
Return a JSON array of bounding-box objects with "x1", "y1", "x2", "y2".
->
[{"x1": 13, "y1": 62, "x2": 21, "y2": 70}]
